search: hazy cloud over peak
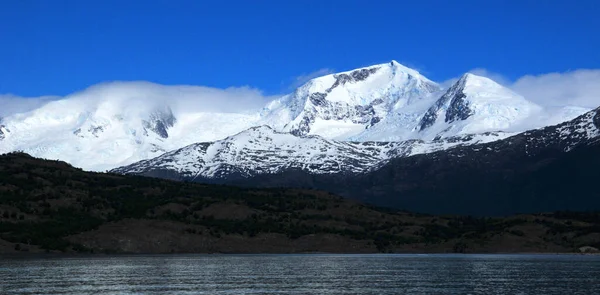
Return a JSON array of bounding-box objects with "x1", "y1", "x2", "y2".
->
[
  {"x1": 1, "y1": 82, "x2": 277, "y2": 118},
  {"x1": 0, "y1": 95, "x2": 58, "y2": 117},
  {"x1": 511, "y1": 70, "x2": 600, "y2": 108},
  {"x1": 288, "y1": 68, "x2": 334, "y2": 90},
  {"x1": 2, "y1": 67, "x2": 599, "y2": 120}
]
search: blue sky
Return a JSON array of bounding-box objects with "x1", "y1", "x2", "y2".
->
[{"x1": 0, "y1": 0, "x2": 599, "y2": 97}]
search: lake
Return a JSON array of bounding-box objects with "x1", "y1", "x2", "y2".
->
[{"x1": 1, "y1": 254, "x2": 599, "y2": 294}]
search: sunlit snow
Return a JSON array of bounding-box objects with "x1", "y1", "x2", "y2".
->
[{"x1": 0, "y1": 61, "x2": 593, "y2": 171}]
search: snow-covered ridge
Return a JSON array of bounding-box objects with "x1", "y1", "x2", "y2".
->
[
  {"x1": 113, "y1": 107, "x2": 600, "y2": 181},
  {"x1": 111, "y1": 124, "x2": 510, "y2": 179},
  {"x1": 520, "y1": 106, "x2": 600, "y2": 153}
]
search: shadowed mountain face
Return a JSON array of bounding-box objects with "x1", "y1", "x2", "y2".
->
[
  {"x1": 113, "y1": 107, "x2": 600, "y2": 216},
  {"x1": 230, "y1": 137, "x2": 600, "y2": 216},
  {"x1": 229, "y1": 108, "x2": 600, "y2": 216}
]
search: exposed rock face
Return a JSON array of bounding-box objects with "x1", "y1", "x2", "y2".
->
[
  {"x1": 326, "y1": 68, "x2": 380, "y2": 92},
  {"x1": 142, "y1": 106, "x2": 177, "y2": 139},
  {"x1": 445, "y1": 92, "x2": 472, "y2": 123},
  {"x1": 419, "y1": 74, "x2": 472, "y2": 131},
  {"x1": 289, "y1": 97, "x2": 381, "y2": 136},
  {"x1": 417, "y1": 73, "x2": 539, "y2": 140},
  {"x1": 0, "y1": 117, "x2": 6, "y2": 140},
  {"x1": 287, "y1": 67, "x2": 383, "y2": 136},
  {"x1": 72, "y1": 125, "x2": 104, "y2": 138}
]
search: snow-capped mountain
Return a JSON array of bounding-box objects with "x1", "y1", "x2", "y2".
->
[
  {"x1": 116, "y1": 104, "x2": 599, "y2": 185},
  {"x1": 347, "y1": 73, "x2": 543, "y2": 142},
  {"x1": 417, "y1": 73, "x2": 541, "y2": 139},
  {"x1": 260, "y1": 61, "x2": 441, "y2": 139},
  {"x1": 304, "y1": 105, "x2": 600, "y2": 215},
  {"x1": 0, "y1": 61, "x2": 590, "y2": 171},
  {"x1": 0, "y1": 86, "x2": 260, "y2": 171},
  {"x1": 110, "y1": 124, "x2": 511, "y2": 181}
]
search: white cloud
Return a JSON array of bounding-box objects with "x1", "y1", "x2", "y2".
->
[
  {"x1": 2, "y1": 67, "x2": 599, "y2": 121},
  {"x1": 511, "y1": 70, "x2": 600, "y2": 108},
  {"x1": 73, "y1": 81, "x2": 277, "y2": 115},
  {"x1": 1, "y1": 81, "x2": 278, "y2": 119},
  {"x1": 0, "y1": 95, "x2": 58, "y2": 117},
  {"x1": 439, "y1": 77, "x2": 459, "y2": 89},
  {"x1": 288, "y1": 68, "x2": 334, "y2": 90}
]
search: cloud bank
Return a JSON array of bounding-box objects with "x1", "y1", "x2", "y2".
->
[
  {"x1": 512, "y1": 70, "x2": 600, "y2": 108},
  {"x1": 73, "y1": 81, "x2": 276, "y2": 115},
  {"x1": 0, "y1": 95, "x2": 58, "y2": 117},
  {"x1": 0, "y1": 82, "x2": 276, "y2": 119},
  {"x1": 288, "y1": 68, "x2": 334, "y2": 90},
  {"x1": 1, "y1": 68, "x2": 599, "y2": 121}
]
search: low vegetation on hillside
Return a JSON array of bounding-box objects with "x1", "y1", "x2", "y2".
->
[{"x1": 0, "y1": 152, "x2": 598, "y2": 254}]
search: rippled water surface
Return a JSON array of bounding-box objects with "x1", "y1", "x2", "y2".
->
[{"x1": 1, "y1": 254, "x2": 599, "y2": 294}]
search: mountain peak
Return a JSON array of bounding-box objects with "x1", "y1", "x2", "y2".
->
[
  {"x1": 388, "y1": 60, "x2": 426, "y2": 78},
  {"x1": 263, "y1": 60, "x2": 441, "y2": 138},
  {"x1": 226, "y1": 125, "x2": 284, "y2": 140},
  {"x1": 417, "y1": 73, "x2": 540, "y2": 136},
  {"x1": 326, "y1": 60, "x2": 432, "y2": 84},
  {"x1": 457, "y1": 72, "x2": 505, "y2": 90}
]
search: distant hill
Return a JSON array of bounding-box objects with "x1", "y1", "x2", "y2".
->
[{"x1": 0, "y1": 152, "x2": 599, "y2": 254}]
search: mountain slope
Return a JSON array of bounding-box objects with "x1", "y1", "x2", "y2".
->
[
  {"x1": 115, "y1": 107, "x2": 600, "y2": 216},
  {"x1": 226, "y1": 107, "x2": 600, "y2": 215}
]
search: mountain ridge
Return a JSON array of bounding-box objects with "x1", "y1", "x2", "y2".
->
[
  {"x1": 0, "y1": 61, "x2": 591, "y2": 171},
  {"x1": 111, "y1": 123, "x2": 509, "y2": 181},
  {"x1": 113, "y1": 106, "x2": 600, "y2": 216}
]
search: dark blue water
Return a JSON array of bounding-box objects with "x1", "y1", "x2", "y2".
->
[{"x1": 1, "y1": 254, "x2": 599, "y2": 294}]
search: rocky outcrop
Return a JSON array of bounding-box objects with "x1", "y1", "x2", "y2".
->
[
  {"x1": 419, "y1": 74, "x2": 472, "y2": 131},
  {"x1": 142, "y1": 106, "x2": 177, "y2": 139}
]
